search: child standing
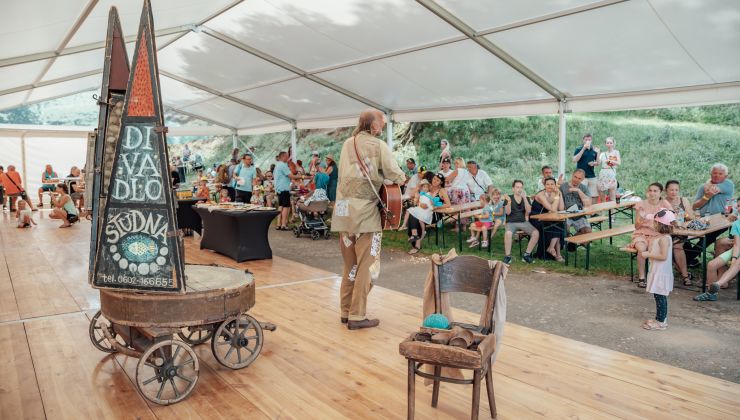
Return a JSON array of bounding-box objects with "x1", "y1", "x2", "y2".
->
[
  {"x1": 467, "y1": 194, "x2": 494, "y2": 248},
  {"x1": 16, "y1": 200, "x2": 36, "y2": 228},
  {"x1": 641, "y1": 209, "x2": 675, "y2": 331}
]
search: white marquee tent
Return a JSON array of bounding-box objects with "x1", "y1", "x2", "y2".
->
[{"x1": 1, "y1": 0, "x2": 739, "y2": 190}]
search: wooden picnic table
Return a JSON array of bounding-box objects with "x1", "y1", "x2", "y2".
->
[
  {"x1": 672, "y1": 213, "x2": 735, "y2": 292},
  {"x1": 435, "y1": 201, "x2": 483, "y2": 251}
]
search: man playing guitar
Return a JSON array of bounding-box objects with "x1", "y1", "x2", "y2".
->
[{"x1": 332, "y1": 109, "x2": 406, "y2": 330}]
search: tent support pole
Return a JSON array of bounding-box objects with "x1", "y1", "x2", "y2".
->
[
  {"x1": 232, "y1": 131, "x2": 238, "y2": 149},
  {"x1": 20, "y1": 133, "x2": 28, "y2": 193},
  {"x1": 291, "y1": 127, "x2": 297, "y2": 163},
  {"x1": 558, "y1": 101, "x2": 567, "y2": 178},
  {"x1": 386, "y1": 117, "x2": 394, "y2": 150}
]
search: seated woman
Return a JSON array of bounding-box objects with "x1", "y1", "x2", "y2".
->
[
  {"x1": 49, "y1": 183, "x2": 79, "y2": 228},
  {"x1": 630, "y1": 183, "x2": 672, "y2": 288},
  {"x1": 664, "y1": 180, "x2": 696, "y2": 285},
  {"x1": 404, "y1": 180, "x2": 436, "y2": 254},
  {"x1": 195, "y1": 177, "x2": 210, "y2": 200},
  {"x1": 695, "y1": 201, "x2": 739, "y2": 301},
  {"x1": 407, "y1": 174, "x2": 451, "y2": 254},
  {"x1": 444, "y1": 157, "x2": 472, "y2": 205},
  {"x1": 531, "y1": 177, "x2": 566, "y2": 262}
]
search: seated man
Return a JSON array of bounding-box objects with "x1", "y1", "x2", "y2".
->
[
  {"x1": 38, "y1": 164, "x2": 58, "y2": 207},
  {"x1": 536, "y1": 165, "x2": 565, "y2": 191},
  {"x1": 559, "y1": 169, "x2": 592, "y2": 235},
  {"x1": 503, "y1": 180, "x2": 540, "y2": 265}
]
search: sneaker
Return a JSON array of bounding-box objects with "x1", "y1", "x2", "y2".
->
[
  {"x1": 503, "y1": 255, "x2": 512, "y2": 264},
  {"x1": 466, "y1": 237, "x2": 477, "y2": 243},
  {"x1": 693, "y1": 292, "x2": 717, "y2": 301},
  {"x1": 468, "y1": 240, "x2": 480, "y2": 248},
  {"x1": 522, "y1": 253, "x2": 534, "y2": 264},
  {"x1": 481, "y1": 240, "x2": 488, "y2": 248}
]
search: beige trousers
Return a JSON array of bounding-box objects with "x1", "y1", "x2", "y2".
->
[{"x1": 339, "y1": 232, "x2": 382, "y2": 321}]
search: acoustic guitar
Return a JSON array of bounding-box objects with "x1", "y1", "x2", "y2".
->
[{"x1": 379, "y1": 183, "x2": 402, "y2": 230}]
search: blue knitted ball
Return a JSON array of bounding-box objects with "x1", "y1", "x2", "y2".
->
[{"x1": 423, "y1": 313, "x2": 450, "y2": 329}]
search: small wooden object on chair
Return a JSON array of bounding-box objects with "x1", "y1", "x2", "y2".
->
[{"x1": 399, "y1": 255, "x2": 504, "y2": 419}]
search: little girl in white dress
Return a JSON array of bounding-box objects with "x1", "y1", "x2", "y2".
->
[{"x1": 641, "y1": 209, "x2": 675, "y2": 331}]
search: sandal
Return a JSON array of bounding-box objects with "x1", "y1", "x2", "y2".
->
[
  {"x1": 642, "y1": 319, "x2": 667, "y2": 330},
  {"x1": 637, "y1": 279, "x2": 647, "y2": 288},
  {"x1": 407, "y1": 235, "x2": 419, "y2": 243},
  {"x1": 693, "y1": 292, "x2": 717, "y2": 301},
  {"x1": 681, "y1": 273, "x2": 693, "y2": 286},
  {"x1": 407, "y1": 247, "x2": 420, "y2": 255}
]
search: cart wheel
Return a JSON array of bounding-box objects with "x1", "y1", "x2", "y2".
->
[
  {"x1": 135, "y1": 339, "x2": 199, "y2": 405},
  {"x1": 323, "y1": 230, "x2": 331, "y2": 240},
  {"x1": 293, "y1": 227, "x2": 301, "y2": 237},
  {"x1": 177, "y1": 325, "x2": 215, "y2": 346},
  {"x1": 89, "y1": 310, "x2": 125, "y2": 353},
  {"x1": 311, "y1": 230, "x2": 321, "y2": 240},
  {"x1": 211, "y1": 313, "x2": 263, "y2": 369}
]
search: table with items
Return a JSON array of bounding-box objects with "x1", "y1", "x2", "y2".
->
[{"x1": 193, "y1": 203, "x2": 279, "y2": 262}]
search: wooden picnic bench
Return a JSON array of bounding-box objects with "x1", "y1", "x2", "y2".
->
[{"x1": 565, "y1": 224, "x2": 635, "y2": 270}]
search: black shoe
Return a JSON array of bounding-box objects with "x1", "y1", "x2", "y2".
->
[
  {"x1": 687, "y1": 259, "x2": 701, "y2": 268},
  {"x1": 522, "y1": 253, "x2": 534, "y2": 264},
  {"x1": 340, "y1": 317, "x2": 348, "y2": 324},
  {"x1": 503, "y1": 255, "x2": 512, "y2": 264}
]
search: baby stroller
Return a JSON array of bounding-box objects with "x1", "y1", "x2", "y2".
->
[{"x1": 293, "y1": 200, "x2": 331, "y2": 240}]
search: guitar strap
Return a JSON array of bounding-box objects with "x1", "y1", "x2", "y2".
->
[{"x1": 352, "y1": 133, "x2": 388, "y2": 213}]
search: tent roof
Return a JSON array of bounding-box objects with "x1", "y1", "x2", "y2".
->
[{"x1": 1, "y1": 0, "x2": 739, "y2": 135}]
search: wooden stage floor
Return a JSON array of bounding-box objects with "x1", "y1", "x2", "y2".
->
[{"x1": 1, "y1": 212, "x2": 739, "y2": 419}]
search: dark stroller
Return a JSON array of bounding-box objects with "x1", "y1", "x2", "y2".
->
[{"x1": 293, "y1": 199, "x2": 331, "y2": 240}]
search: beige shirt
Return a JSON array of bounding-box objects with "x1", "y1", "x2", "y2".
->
[{"x1": 331, "y1": 132, "x2": 406, "y2": 234}]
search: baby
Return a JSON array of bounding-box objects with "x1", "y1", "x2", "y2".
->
[
  {"x1": 16, "y1": 200, "x2": 36, "y2": 228},
  {"x1": 219, "y1": 188, "x2": 231, "y2": 203}
]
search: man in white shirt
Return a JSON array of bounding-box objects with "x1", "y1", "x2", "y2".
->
[
  {"x1": 402, "y1": 167, "x2": 426, "y2": 200},
  {"x1": 536, "y1": 165, "x2": 565, "y2": 191},
  {"x1": 466, "y1": 160, "x2": 493, "y2": 199}
]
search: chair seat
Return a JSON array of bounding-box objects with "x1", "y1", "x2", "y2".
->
[{"x1": 399, "y1": 331, "x2": 496, "y2": 370}]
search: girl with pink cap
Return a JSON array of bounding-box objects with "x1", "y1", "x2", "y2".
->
[{"x1": 641, "y1": 209, "x2": 676, "y2": 331}]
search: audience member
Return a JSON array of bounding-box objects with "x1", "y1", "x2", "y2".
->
[
  {"x1": 631, "y1": 183, "x2": 673, "y2": 288},
  {"x1": 325, "y1": 155, "x2": 338, "y2": 202},
  {"x1": 230, "y1": 147, "x2": 239, "y2": 162},
  {"x1": 183, "y1": 144, "x2": 192, "y2": 162},
  {"x1": 233, "y1": 154, "x2": 257, "y2": 203},
  {"x1": 572, "y1": 134, "x2": 599, "y2": 198},
  {"x1": 16, "y1": 199, "x2": 36, "y2": 228},
  {"x1": 38, "y1": 164, "x2": 58, "y2": 207},
  {"x1": 532, "y1": 177, "x2": 566, "y2": 262},
  {"x1": 67, "y1": 166, "x2": 84, "y2": 210},
  {"x1": 597, "y1": 137, "x2": 621, "y2": 202},
  {"x1": 560, "y1": 169, "x2": 592, "y2": 235},
  {"x1": 404, "y1": 180, "x2": 435, "y2": 255},
  {"x1": 49, "y1": 183, "x2": 79, "y2": 228},
  {"x1": 403, "y1": 166, "x2": 425, "y2": 201},
  {"x1": 439, "y1": 139, "x2": 451, "y2": 166},
  {"x1": 274, "y1": 151, "x2": 303, "y2": 230},
  {"x1": 0, "y1": 165, "x2": 5, "y2": 211},
  {"x1": 1, "y1": 165, "x2": 34, "y2": 211},
  {"x1": 405, "y1": 158, "x2": 417, "y2": 178},
  {"x1": 466, "y1": 193, "x2": 495, "y2": 249},
  {"x1": 685, "y1": 163, "x2": 735, "y2": 266},
  {"x1": 694, "y1": 200, "x2": 740, "y2": 301},
  {"x1": 195, "y1": 177, "x2": 210, "y2": 199},
  {"x1": 537, "y1": 165, "x2": 564, "y2": 191},
  {"x1": 219, "y1": 188, "x2": 231, "y2": 203},
  {"x1": 466, "y1": 160, "x2": 493, "y2": 200},
  {"x1": 503, "y1": 180, "x2": 539, "y2": 264},
  {"x1": 439, "y1": 157, "x2": 454, "y2": 179},
  {"x1": 170, "y1": 164, "x2": 181, "y2": 188},
  {"x1": 446, "y1": 158, "x2": 472, "y2": 205},
  {"x1": 664, "y1": 180, "x2": 695, "y2": 285},
  {"x1": 489, "y1": 187, "x2": 505, "y2": 238}
]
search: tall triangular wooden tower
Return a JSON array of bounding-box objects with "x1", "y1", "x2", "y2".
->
[
  {"x1": 92, "y1": 0, "x2": 185, "y2": 293},
  {"x1": 88, "y1": 6, "x2": 130, "y2": 283}
]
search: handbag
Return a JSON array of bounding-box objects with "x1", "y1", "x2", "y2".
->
[{"x1": 5, "y1": 175, "x2": 28, "y2": 199}]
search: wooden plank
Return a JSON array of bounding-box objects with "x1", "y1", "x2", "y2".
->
[
  {"x1": 184, "y1": 236, "x2": 338, "y2": 287},
  {"x1": 0, "y1": 250, "x2": 20, "y2": 322},
  {"x1": 0, "y1": 323, "x2": 45, "y2": 420},
  {"x1": 24, "y1": 312, "x2": 156, "y2": 419},
  {"x1": 565, "y1": 224, "x2": 635, "y2": 244},
  {"x1": 4, "y1": 247, "x2": 81, "y2": 319}
]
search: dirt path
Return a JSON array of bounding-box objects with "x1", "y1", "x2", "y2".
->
[{"x1": 269, "y1": 230, "x2": 740, "y2": 384}]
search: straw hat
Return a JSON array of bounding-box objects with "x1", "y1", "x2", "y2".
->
[{"x1": 326, "y1": 154, "x2": 335, "y2": 162}]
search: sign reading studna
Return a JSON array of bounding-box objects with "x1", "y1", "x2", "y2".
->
[{"x1": 93, "y1": 0, "x2": 185, "y2": 293}]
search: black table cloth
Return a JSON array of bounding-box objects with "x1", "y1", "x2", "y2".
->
[
  {"x1": 177, "y1": 198, "x2": 205, "y2": 235},
  {"x1": 194, "y1": 207, "x2": 279, "y2": 262}
]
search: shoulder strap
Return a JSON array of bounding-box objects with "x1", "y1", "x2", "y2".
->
[
  {"x1": 5, "y1": 174, "x2": 24, "y2": 192},
  {"x1": 352, "y1": 134, "x2": 385, "y2": 207}
]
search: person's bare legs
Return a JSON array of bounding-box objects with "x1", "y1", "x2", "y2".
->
[
  {"x1": 399, "y1": 211, "x2": 410, "y2": 230},
  {"x1": 504, "y1": 230, "x2": 513, "y2": 256},
  {"x1": 598, "y1": 190, "x2": 606, "y2": 204},
  {"x1": 716, "y1": 259, "x2": 740, "y2": 288},
  {"x1": 38, "y1": 188, "x2": 43, "y2": 205},
  {"x1": 525, "y1": 230, "x2": 539, "y2": 254},
  {"x1": 673, "y1": 242, "x2": 690, "y2": 278},
  {"x1": 279, "y1": 206, "x2": 289, "y2": 228},
  {"x1": 547, "y1": 238, "x2": 559, "y2": 257},
  {"x1": 636, "y1": 242, "x2": 648, "y2": 280},
  {"x1": 608, "y1": 187, "x2": 617, "y2": 202},
  {"x1": 490, "y1": 220, "x2": 501, "y2": 239}
]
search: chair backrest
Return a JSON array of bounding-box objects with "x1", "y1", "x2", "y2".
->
[{"x1": 432, "y1": 255, "x2": 504, "y2": 334}]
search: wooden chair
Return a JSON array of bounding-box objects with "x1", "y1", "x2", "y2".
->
[{"x1": 402, "y1": 256, "x2": 505, "y2": 420}]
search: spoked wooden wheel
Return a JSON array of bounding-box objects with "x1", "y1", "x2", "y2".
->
[
  {"x1": 135, "y1": 340, "x2": 199, "y2": 405},
  {"x1": 211, "y1": 313, "x2": 263, "y2": 369},
  {"x1": 177, "y1": 325, "x2": 215, "y2": 345},
  {"x1": 89, "y1": 310, "x2": 126, "y2": 353}
]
